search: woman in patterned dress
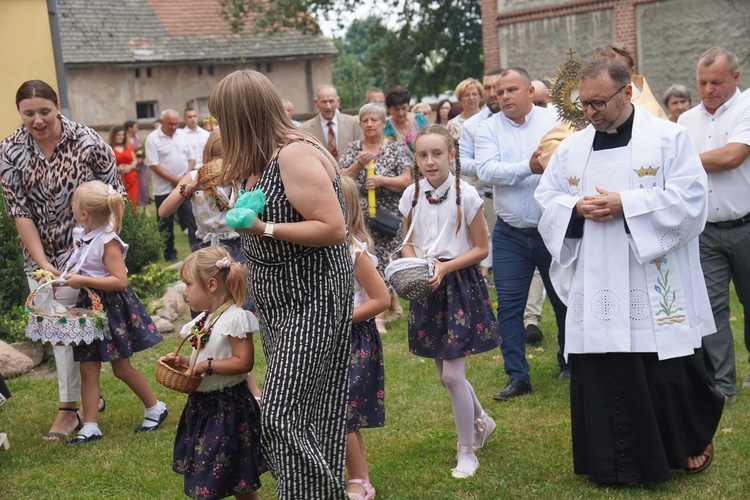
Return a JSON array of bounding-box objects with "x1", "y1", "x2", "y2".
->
[
  {"x1": 0, "y1": 80, "x2": 123, "y2": 440},
  {"x1": 383, "y1": 86, "x2": 429, "y2": 160},
  {"x1": 209, "y1": 70, "x2": 354, "y2": 499},
  {"x1": 339, "y1": 103, "x2": 411, "y2": 332}
]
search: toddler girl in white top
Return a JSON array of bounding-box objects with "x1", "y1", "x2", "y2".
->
[
  {"x1": 398, "y1": 125, "x2": 500, "y2": 478},
  {"x1": 65, "y1": 181, "x2": 166, "y2": 444},
  {"x1": 165, "y1": 246, "x2": 262, "y2": 500}
]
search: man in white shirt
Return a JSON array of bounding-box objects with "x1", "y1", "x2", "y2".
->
[
  {"x1": 475, "y1": 67, "x2": 568, "y2": 399},
  {"x1": 679, "y1": 47, "x2": 750, "y2": 403},
  {"x1": 460, "y1": 68, "x2": 550, "y2": 344},
  {"x1": 145, "y1": 109, "x2": 199, "y2": 261},
  {"x1": 183, "y1": 107, "x2": 210, "y2": 169},
  {"x1": 364, "y1": 87, "x2": 385, "y2": 104},
  {"x1": 300, "y1": 84, "x2": 362, "y2": 160},
  {"x1": 536, "y1": 54, "x2": 722, "y2": 485}
]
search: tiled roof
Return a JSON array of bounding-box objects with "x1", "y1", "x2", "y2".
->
[{"x1": 56, "y1": 0, "x2": 338, "y2": 65}]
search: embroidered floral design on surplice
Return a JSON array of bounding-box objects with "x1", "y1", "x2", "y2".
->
[{"x1": 650, "y1": 255, "x2": 686, "y2": 325}]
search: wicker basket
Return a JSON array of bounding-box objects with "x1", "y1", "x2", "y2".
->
[
  {"x1": 24, "y1": 284, "x2": 108, "y2": 346},
  {"x1": 155, "y1": 332, "x2": 203, "y2": 394},
  {"x1": 385, "y1": 256, "x2": 435, "y2": 301}
]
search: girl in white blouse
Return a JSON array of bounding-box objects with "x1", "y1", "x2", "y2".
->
[
  {"x1": 165, "y1": 246, "x2": 262, "y2": 500},
  {"x1": 398, "y1": 125, "x2": 500, "y2": 479}
]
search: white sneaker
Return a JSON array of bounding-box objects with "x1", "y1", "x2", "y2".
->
[{"x1": 474, "y1": 412, "x2": 496, "y2": 449}]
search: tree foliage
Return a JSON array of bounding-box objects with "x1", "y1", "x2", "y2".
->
[{"x1": 220, "y1": 0, "x2": 483, "y2": 101}]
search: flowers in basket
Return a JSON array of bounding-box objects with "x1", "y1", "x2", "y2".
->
[{"x1": 24, "y1": 273, "x2": 109, "y2": 346}]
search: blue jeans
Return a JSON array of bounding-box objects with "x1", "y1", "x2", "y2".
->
[{"x1": 492, "y1": 218, "x2": 567, "y2": 382}]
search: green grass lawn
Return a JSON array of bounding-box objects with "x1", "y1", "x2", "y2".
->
[{"x1": 2, "y1": 234, "x2": 750, "y2": 498}]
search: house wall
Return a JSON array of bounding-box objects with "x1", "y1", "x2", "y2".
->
[
  {"x1": 67, "y1": 57, "x2": 333, "y2": 130},
  {"x1": 499, "y1": 9, "x2": 614, "y2": 81},
  {"x1": 637, "y1": 0, "x2": 750, "y2": 100},
  {"x1": 483, "y1": 0, "x2": 750, "y2": 106},
  {"x1": 0, "y1": 0, "x2": 59, "y2": 138}
]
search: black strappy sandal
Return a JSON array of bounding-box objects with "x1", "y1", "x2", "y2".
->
[{"x1": 43, "y1": 407, "x2": 81, "y2": 441}]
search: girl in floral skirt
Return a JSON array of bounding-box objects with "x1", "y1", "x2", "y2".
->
[
  {"x1": 64, "y1": 181, "x2": 166, "y2": 444},
  {"x1": 340, "y1": 176, "x2": 389, "y2": 500},
  {"x1": 398, "y1": 125, "x2": 500, "y2": 478},
  {"x1": 164, "y1": 246, "x2": 262, "y2": 500}
]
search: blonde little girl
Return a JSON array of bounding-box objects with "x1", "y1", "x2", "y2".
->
[
  {"x1": 165, "y1": 246, "x2": 262, "y2": 500},
  {"x1": 64, "y1": 180, "x2": 166, "y2": 444},
  {"x1": 398, "y1": 125, "x2": 500, "y2": 478},
  {"x1": 340, "y1": 176, "x2": 389, "y2": 500}
]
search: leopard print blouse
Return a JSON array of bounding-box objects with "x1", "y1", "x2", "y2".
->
[{"x1": 0, "y1": 116, "x2": 123, "y2": 273}]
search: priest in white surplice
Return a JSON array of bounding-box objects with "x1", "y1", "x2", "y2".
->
[{"x1": 535, "y1": 57, "x2": 723, "y2": 484}]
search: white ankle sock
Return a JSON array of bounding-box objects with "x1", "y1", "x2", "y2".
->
[
  {"x1": 141, "y1": 401, "x2": 166, "y2": 428},
  {"x1": 79, "y1": 422, "x2": 102, "y2": 438}
]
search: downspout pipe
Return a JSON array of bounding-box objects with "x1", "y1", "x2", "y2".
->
[{"x1": 47, "y1": 0, "x2": 71, "y2": 118}]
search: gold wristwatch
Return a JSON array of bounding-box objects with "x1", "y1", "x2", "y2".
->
[{"x1": 261, "y1": 221, "x2": 276, "y2": 241}]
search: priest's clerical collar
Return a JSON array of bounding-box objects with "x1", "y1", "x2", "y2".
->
[{"x1": 593, "y1": 105, "x2": 634, "y2": 151}]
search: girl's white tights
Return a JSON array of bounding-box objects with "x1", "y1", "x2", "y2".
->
[{"x1": 434, "y1": 357, "x2": 482, "y2": 447}]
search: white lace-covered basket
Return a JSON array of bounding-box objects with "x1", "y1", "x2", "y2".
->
[
  {"x1": 385, "y1": 255, "x2": 435, "y2": 301},
  {"x1": 24, "y1": 285, "x2": 108, "y2": 346}
]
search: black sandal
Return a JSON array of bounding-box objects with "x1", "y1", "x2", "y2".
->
[{"x1": 43, "y1": 407, "x2": 81, "y2": 441}]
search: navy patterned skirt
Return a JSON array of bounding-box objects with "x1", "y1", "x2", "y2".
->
[
  {"x1": 408, "y1": 264, "x2": 499, "y2": 359},
  {"x1": 72, "y1": 286, "x2": 162, "y2": 362},
  {"x1": 347, "y1": 319, "x2": 385, "y2": 433},
  {"x1": 173, "y1": 381, "x2": 263, "y2": 499}
]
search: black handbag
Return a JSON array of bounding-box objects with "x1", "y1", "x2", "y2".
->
[{"x1": 370, "y1": 209, "x2": 400, "y2": 238}]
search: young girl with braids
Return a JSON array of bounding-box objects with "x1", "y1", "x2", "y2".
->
[
  {"x1": 397, "y1": 124, "x2": 500, "y2": 478},
  {"x1": 340, "y1": 176, "x2": 389, "y2": 500},
  {"x1": 164, "y1": 246, "x2": 262, "y2": 500}
]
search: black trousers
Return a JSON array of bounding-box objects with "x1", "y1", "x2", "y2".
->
[{"x1": 154, "y1": 194, "x2": 199, "y2": 260}]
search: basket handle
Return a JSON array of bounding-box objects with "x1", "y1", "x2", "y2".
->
[
  {"x1": 389, "y1": 242, "x2": 426, "y2": 263},
  {"x1": 172, "y1": 332, "x2": 203, "y2": 378}
]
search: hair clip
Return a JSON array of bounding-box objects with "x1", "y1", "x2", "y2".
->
[
  {"x1": 107, "y1": 184, "x2": 116, "y2": 195},
  {"x1": 215, "y1": 257, "x2": 231, "y2": 269}
]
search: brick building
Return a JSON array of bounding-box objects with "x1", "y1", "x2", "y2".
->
[{"x1": 481, "y1": 0, "x2": 750, "y2": 103}]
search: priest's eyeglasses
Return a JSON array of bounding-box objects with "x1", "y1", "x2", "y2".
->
[{"x1": 574, "y1": 85, "x2": 627, "y2": 111}]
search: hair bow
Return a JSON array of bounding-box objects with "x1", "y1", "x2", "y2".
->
[{"x1": 215, "y1": 257, "x2": 232, "y2": 269}]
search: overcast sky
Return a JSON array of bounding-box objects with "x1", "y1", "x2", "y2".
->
[{"x1": 317, "y1": 0, "x2": 393, "y2": 38}]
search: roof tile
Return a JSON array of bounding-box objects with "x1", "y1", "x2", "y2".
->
[{"x1": 57, "y1": 0, "x2": 337, "y2": 64}]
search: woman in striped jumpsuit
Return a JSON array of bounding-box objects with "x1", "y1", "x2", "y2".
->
[{"x1": 209, "y1": 70, "x2": 354, "y2": 499}]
